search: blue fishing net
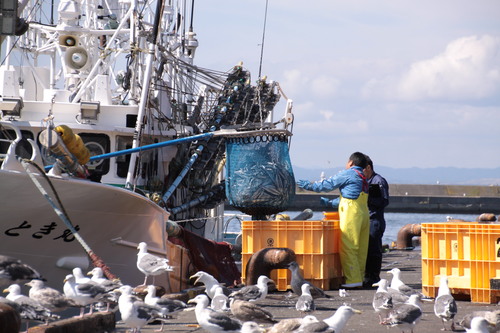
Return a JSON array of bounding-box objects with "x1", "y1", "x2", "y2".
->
[{"x1": 225, "y1": 134, "x2": 295, "y2": 216}]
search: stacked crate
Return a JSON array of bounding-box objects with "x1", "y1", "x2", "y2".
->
[
  {"x1": 421, "y1": 222, "x2": 500, "y2": 303},
  {"x1": 241, "y1": 213, "x2": 342, "y2": 291}
]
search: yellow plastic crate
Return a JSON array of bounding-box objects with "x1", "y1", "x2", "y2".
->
[
  {"x1": 421, "y1": 222, "x2": 500, "y2": 303},
  {"x1": 241, "y1": 219, "x2": 342, "y2": 291}
]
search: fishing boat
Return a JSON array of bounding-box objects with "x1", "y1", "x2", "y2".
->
[{"x1": 0, "y1": 0, "x2": 295, "y2": 289}]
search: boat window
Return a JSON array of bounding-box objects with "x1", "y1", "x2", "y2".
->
[
  {"x1": 0, "y1": 129, "x2": 34, "y2": 162},
  {"x1": 79, "y1": 133, "x2": 110, "y2": 180},
  {"x1": 116, "y1": 135, "x2": 133, "y2": 178}
]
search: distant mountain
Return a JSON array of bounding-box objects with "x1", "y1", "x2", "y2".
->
[{"x1": 292, "y1": 165, "x2": 500, "y2": 186}]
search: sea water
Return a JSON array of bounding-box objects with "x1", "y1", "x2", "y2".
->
[{"x1": 223, "y1": 211, "x2": 479, "y2": 245}]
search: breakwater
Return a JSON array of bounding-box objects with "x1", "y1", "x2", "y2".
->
[{"x1": 226, "y1": 184, "x2": 500, "y2": 214}]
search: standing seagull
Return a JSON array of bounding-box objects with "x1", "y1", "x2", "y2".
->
[
  {"x1": 229, "y1": 275, "x2": 272, "y2": 302},
  {"x1": 434, "y1": 276, "x2": 457, "y2": 331},
  {"x1": 136, "y1": 242, "x2": 173, "y2": 285},
  {"x1": 190, "y1": 271, "x2": 231, "y2": 299},
  {"x1": 25, "y1": 279, "x2": 77, "y2": 312},
  {"x1": 0, "y1": 255, "x2": 44, "y2": 288},
  {"x1": 372, "y1": 279, "x2": 393, "y2": 324},
  {"x1": 299, "y1": 305, "x2": 361, "y2": 333},
  {"x1": 388, "y1": 268, "x2": 419, "y2": 297},
  {"x1": 188, "y1": 294, "x2": 242, "y2": 332},
  {"x1": 296, "y1": 283, "x2": 315, "y2": 313},
  {"x1": 117, "y1": 285, "x2": 167, "y2": 333},
  {"x1": 211, "y1": 286, "x2": 230, "y2": 312},
  {"x1": 144, "y1": 285, "x2": 187, "y2": 331},
  {"x1": 4, "y1": 284, "x2": 60, "y2": 329},
  {"x1": 381, "y1": 294, "x2": 423, "y2": 333},
  {"x1": 287, "y1": 261, "x2": 330, "y2": 299}
]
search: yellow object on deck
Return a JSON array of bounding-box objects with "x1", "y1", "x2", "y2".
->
[
  {"x1": 55, "y1": 125, "x2": 91, "y2": 165},
  {"x1": 421, "y1": 222, "x2": 500, "y2": 304},
  {"x1": 241, "y1": 216, "x2": 342, "y2": 291}
]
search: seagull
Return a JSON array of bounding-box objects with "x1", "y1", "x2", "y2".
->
[
  {"x1": 229, "y1": 298, "x2": 277, "y2": 324},
  {"x1": 0, "y1": 255, "x2": 44, "y2": 288},
  {"x1": 211, "y1": 286, "x2": 230, "y2": 312},
  {"x1": 137, "y1": 242, "x2": 173, "y2": 285},
  {"x1": 3, "y1": 284, "x2": 60, "y2": 329},
  {"x1": 466, "y1": 317, "x2": 493, "y2": 333},
  {"x1": 387, "y1": 268, "x2": 420, "y2": 297},
  {"x1": 372, "y1": 279, "x2": 393, "y2": 323},
  {"x1": 88, "y1": 267, "x2": 108, "y2": 284},
  {"x1": 144, "y1": 285, "x2": 187, "y2": 331},
  {"x1": 86, "y1": 267, "x2": 122, "y2": 311},
  {"x1": 25, "y1": 279, "x2": 77, "y2": 312},
  {"x1": 267, "y1": 315, "x2": 318, "y2": 333},
  {"x1": 63, "y1": 274, "x2": 97, "y2": 317},
  {"x1": 72, "y1": 267, "x2": 91, "y2": 284},
  {"x1": 381, "y1": 294, "x2": 422, "y2": 333},
  {"x1": 459, "y1": 310, "x2": 500, "y2": 333},
  {"x1": 287, "y1": 261, "x2": 331, "y2": 299},
  {"x1": 299, "y1": 305, "x2": 362, "y2": 333},
  {"x1": 240, "y1": 321, "x2": 264, "y2": 333},
  {"x1": 434, "y1": 276, "x2": 457, "y2": 331},
  {"x1": 296, "y1": 283, "x2": 315, "y2": 313},
  {"x1": 188, "y1": 294, "x2": 242, "y2": 332},
  {"x1": 229, "y1": 275, "x2": 272, "y2": 302},
  {"x1": 117, "y1": 285, "x2": 167, "y2": 333},
  {"x1": 190, "y1": 271, "x2": 231, "y2": 299}
]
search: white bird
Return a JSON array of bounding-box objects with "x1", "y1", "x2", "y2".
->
[
  {"x1": 72, "y1": 267, "x2": 91, "y2": 284},
  {"x1": 466, "y1": 317, "x2": 492, "y2": 333},
  {"x1": 387, "y1": 268, "x2": 419, "y2": 297},
  {"x1": 211, "y1": 286, "x2": 230, "y2": 312},
  {"x1": 136, "y1": 242, "x2": 173, "y2": 285},
  {"x1": 144, "y1": 285, "x2": 187, "y2": 331},
  {"x1": 460, "y1": 310, "x2": 500, "y2": 333},
  {"x1": 434, "y1": 276, "x2": 457, "y2": 331},
  {"x1": 86, "y1": 267, "x2": 122, "y2": 312},
  {"x1": 4, "y1": 284, "x2": 60, "y2": 329},
  {"x1": 0, "y1": 255, "x2": 44, "y2": 288},
  {"x1": 296, "y1": 283, "x2": 315, "y2": 313},
  {"x1": 25, "y1": 279, "x2": 77, "y2": 312},
  {"x1": 381, "y1": 294, "x2": 422, "y2": 333},
  {"x1": 229, "y1": 298, "x2": 277, "y2": 324},
  {"x1": 240, "y1": 321, "x2": 264, "y2": 333},
  {"x1": 229, "y1": 275, "x2": 272, "y2": 302},
  {"x1": 299, "y1": 305, "x2": 361, "y2": 333},
  {"x1": 372, "y1": 279, "x2": 393, "y2": 323},
  {"x1": 267, "y1": 315, "x2": 318, "y2": 333},
  {"x1": 190, "y1": 271, "x2": 231, "y2": 299},
  {"x1": 63, "y1": 274, "x2": 96, "y2": 317},
  {"x1": 117, "y1": 285, "x2": 167, "y2": 333},
  {"x1": 188, "y1": 294, "x2": 242, "y2": 332},
  {"x1": 88, "y1": 267, "x2": 108, "y2": 284}
]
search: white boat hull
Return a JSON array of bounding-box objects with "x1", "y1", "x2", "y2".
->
[{"x1": 0, "y1": 168, "x2": 171, "y2": 289}]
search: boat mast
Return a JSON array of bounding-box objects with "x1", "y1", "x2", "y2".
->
[{"x1": 125, "y1": 0, "x2": 164, "y2": 189}]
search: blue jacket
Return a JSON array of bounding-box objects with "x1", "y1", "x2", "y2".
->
[
  {"x1": 304, "y1": 166, "x2": 367, "y2": 207},
  {"x1": 367, "y1": 172, "x2": 389, "y2": 223}
]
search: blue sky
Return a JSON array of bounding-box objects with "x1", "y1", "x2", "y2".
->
[{"x1": 194, "y1": 1, "x2": 500, "y2": 169}]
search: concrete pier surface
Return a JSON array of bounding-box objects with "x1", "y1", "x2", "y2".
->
[{"x1": 109, "y1": 249, "x2": 498, "y2": 333}]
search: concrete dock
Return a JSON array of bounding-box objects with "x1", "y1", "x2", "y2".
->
[{"x1": 106, "y1": 249, "x2": 498, "y2": 333}]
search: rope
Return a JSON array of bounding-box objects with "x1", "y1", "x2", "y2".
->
[{"x1": 19, "y1": 159, "x2": 118, "y2": 280}]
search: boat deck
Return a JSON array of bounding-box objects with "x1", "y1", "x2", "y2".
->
[{"x1": 110, "y1": 249, "x2": 498, "y2": 332}]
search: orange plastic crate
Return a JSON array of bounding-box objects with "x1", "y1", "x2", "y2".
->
[
  {"x1": 241, "y1": 219, "x2": 342, "y2": 291},
  {"x1": 421, "y1": 222, "x2": 500, "y2": 303}
]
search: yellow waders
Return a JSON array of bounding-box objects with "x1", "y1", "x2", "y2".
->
[{"x1": 338, "y1": 192, "x2": 370, "y2": 285}]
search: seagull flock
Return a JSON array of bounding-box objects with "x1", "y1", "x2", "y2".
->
[{"x1": 2, "y1": 250, "x2": 499, "y2": 333}]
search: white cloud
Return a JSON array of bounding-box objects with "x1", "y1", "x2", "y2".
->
[
  {"x1": 397, "y1": 35, "x2": 500, "y2": 101},
  {"x1": 310, "y1": 76, "x2": 341, "y2": 98}
]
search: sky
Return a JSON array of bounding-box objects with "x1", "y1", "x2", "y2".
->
[{"x1": 193, "y1": 0, "x2": 500, "y2": 169}]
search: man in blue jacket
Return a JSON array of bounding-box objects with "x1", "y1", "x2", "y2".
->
[{"x1": 363, "y1": 155, "x2": 389, "y2": 287}]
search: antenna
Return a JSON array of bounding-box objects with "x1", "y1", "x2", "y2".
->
[{"x1": 258, "y1": 0, "x2": 269, "y2": 78}]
